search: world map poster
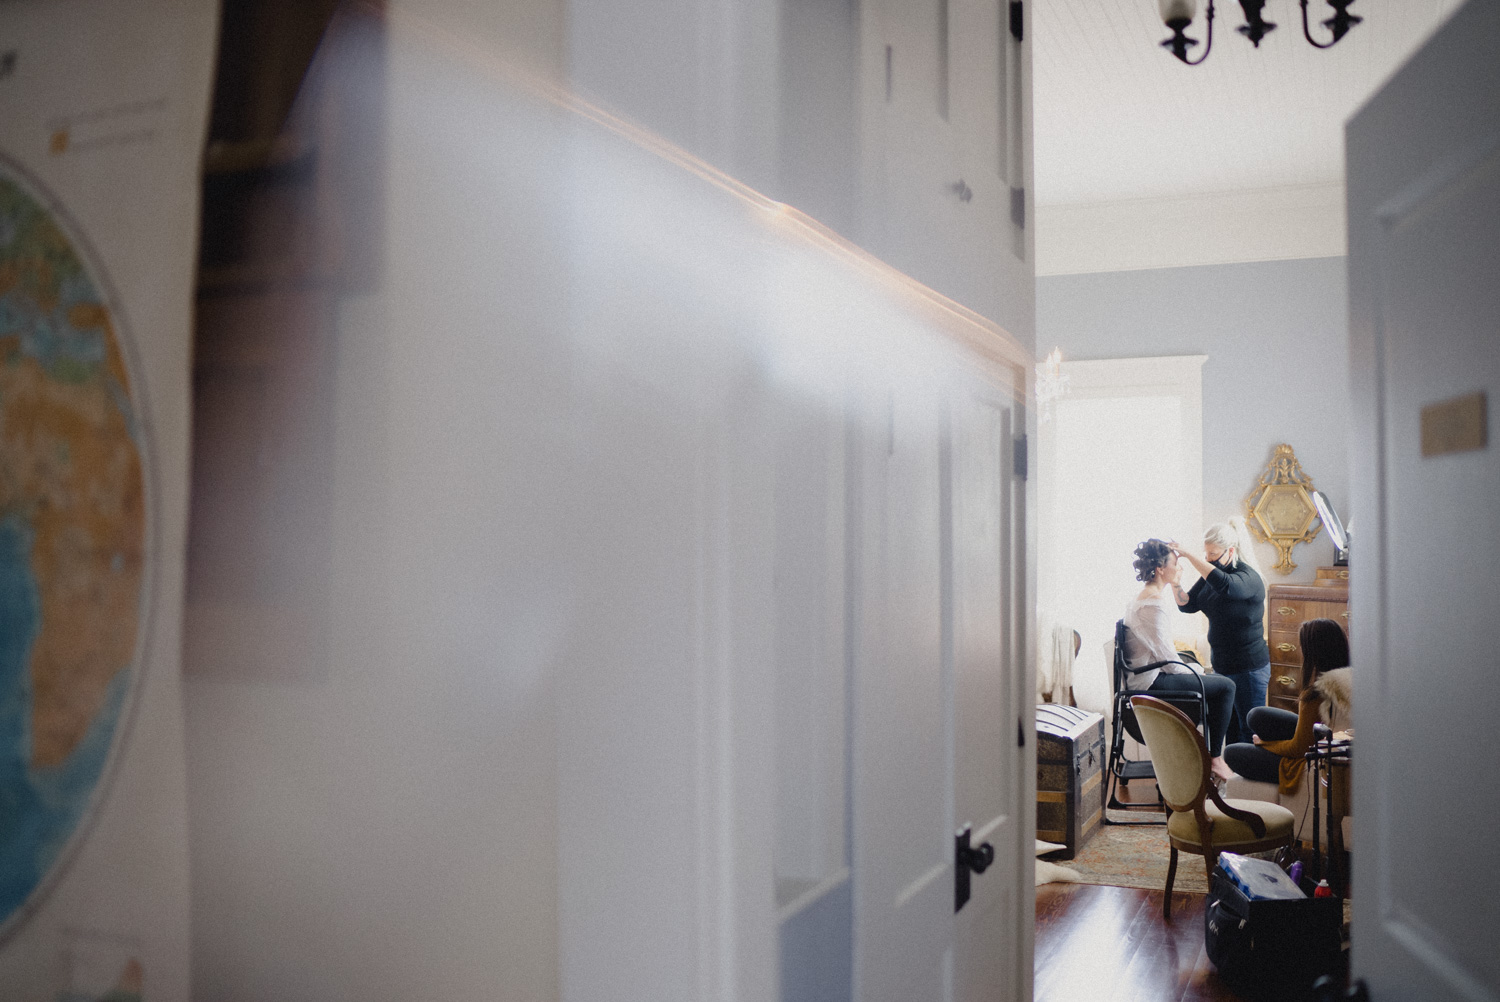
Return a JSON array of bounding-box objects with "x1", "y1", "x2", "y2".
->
[
  {"x1": 0, "y1": 159, "x2": 147, "y2": 931},
  {"x1": 0, "y1": 1, "x2": 215, "y2": 999}
]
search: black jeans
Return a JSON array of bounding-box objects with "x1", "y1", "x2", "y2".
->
[
  {"x1": 1145, "y1": 671, "x2": 1237, "y2": 757},
  {"x1": 1222, "y1": 705, "x2": 1300, "y2": 783}
]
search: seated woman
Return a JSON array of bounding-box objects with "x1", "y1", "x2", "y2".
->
[
  {"x1": 1124, "y1": 539, "x2": 1238, "y2": 785},
  {"x1": 1223, "y1": 618, "x2": 1353, "y2": 793}
]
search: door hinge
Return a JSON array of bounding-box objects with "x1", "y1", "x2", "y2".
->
[
  {"x1": 1009, "y1": 2, "x2": 1024, "y2": 42},
  {"x1": 1013, "y1": 433, "x2": 1028, "y2": 480},
  {"x1": 1017, "y1": 716, "x2": 1026, "y2": 748},
  {"x1": 1010, "y1": 186, "x2": 1026, "y2": 229}
]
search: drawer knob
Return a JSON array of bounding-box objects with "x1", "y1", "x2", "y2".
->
[
  {"x1": 1277, "y1": 643, "x2": 1297, "y2": 653},
  {"x1": 1339, "y1": 570, "x2": 1349, "y2": 579},
  {"x1": 1276, "y1": 606, "x2": 1297, "y2": 616},
  {"x1": 1342, "y1": 611, "x2": 1350, "y2": 620},
  {"x1": 1277, "y1": 676, "x2": 1295, "y2": 687}
]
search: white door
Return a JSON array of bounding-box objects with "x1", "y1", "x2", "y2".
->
[
  {"x1": 852, "y1": 378, "x2": 951, "y2": 1002},
  {"x1": 864, "y1": 0, "x2": 961, "y2": 300},
  {"x1": 859, "y1": 0, "x2": 1032, "y2": 332},
  {"x1": 950, "y1": 384, "x2": 1025, "y2": 1002},
  {"x1": 1346, "y1": 3, "x2": 1500, "y2": 999},
  {"x1": 948, "y1": 0, "x2": 1028, "y2": 302},
  {"x1": 852, "y1": 370, "x2": 1025, "y2": 1002}
]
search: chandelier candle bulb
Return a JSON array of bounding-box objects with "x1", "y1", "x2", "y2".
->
[
  {"x1": 1160, "y1": 0, "x2": 1197, "y2": 24},
  {"x1": 1035, "y1": 347, "x2": 1070, "y2": 422}
]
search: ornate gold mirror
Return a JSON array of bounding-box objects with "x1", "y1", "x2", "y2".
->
[{"x1": 1244, "y1": 444, "x2": 1322, "y2": 574}]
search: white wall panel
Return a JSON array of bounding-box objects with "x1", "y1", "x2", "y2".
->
[{"x1": 182, "y1": 8, "x2": 1034, "y2": 1002}]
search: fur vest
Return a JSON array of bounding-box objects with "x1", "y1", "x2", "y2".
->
[
  {"x1": 1312, "y1": 667, "x2": 1353, "y2": 731},
  {"x1": 1265, "y1": 667, "x2": 1354, "y2": 795}
]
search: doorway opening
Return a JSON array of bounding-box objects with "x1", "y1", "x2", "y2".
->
[{"x1": 1037, "y1": 355, "x2": 1206, "y2": 719}]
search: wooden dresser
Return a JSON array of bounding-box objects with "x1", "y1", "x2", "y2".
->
[{"x1": 1265, "y1": 567, "x2": 1351, "y2": 712}]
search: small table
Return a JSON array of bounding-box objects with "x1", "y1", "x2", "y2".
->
[{"x1": 1305, "y1": 731, "x2": 1351, "y2": 894}]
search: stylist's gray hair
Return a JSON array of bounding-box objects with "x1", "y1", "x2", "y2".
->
[{"x1": 1204, "y1": 516, "x2": 1262, "y2": 573}]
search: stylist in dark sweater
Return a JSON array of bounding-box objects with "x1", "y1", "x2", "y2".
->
[{"x1": 1169, "y1": 516, "x2": 1269, "y2": 745}]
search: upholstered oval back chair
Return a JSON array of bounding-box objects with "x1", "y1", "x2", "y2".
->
[{"x1": 1129, "y1": 695, "x2": 1297, "y2": 918}]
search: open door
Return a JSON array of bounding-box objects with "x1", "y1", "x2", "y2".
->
[
  {"x1": 1346, "y1": 3, "x2": 1500, "y2": 999},
  {"x1": 851, "y1": 376, "x2": 951, "y2": 1002},
  {"x1": 950, "y1": 380, "x2": 1027, "y2": 1002},
  {"x1": 851, "y1": 363, "x2": 1029, "y2": 1002}
]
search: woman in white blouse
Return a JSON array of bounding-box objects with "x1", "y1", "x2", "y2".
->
[{"x1": 1124, "y1": 539, "x2": 1238, "y2": 785}]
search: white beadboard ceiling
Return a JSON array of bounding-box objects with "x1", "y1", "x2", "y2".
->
[{"x1": 1033, "y1": 0, "x2": 1466, "y2": 208}]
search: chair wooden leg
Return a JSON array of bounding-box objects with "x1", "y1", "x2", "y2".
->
[
  {"x1": 1203, "y1": 849, "x2": 1218, "y2": 883},
  {"x1": 1163, "y1": 846, "x2": 1178, "y2": 920}
]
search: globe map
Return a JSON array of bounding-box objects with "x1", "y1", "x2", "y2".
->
[{"x1": 0, "y1": 162, "x2": 145, "y2": 934}]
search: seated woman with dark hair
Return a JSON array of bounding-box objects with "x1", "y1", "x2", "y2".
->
[
  {"x1": 1124, "y1": 538, "x2": 1238, "y2": 785},
  {"x1": 1223, "y1": 618, "x2": 1353, "y2": 792}
]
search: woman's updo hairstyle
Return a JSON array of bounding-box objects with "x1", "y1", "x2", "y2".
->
[
  {"x1": 1204, "y1": 516, "x2": 1262, "y2": 573},
  {"x1": 1132, "y1": 538, "x2": 1172, "y2": 583}
]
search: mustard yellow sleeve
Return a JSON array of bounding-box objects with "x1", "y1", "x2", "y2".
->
[{"x1": 1260, "y1": 700, "x2": 1319, "y2": 759}]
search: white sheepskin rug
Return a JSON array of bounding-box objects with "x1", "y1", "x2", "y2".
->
[{"x1": 1035, "y1": 839, "x2": 1081, "y2": 886}]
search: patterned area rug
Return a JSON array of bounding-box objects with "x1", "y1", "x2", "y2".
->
[{"x1": 1051, "y1": 810, "x2": 1212, "y2": 894}]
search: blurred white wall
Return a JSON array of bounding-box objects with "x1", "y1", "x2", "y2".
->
[
  {"x1": 185, "y1": 22, "x2": 572, "y2": 1001},
  {"x1": 182, "y1": 5, "x2": 1034, "y2": 1001}
]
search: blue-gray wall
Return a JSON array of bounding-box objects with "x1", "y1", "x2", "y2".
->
[
  {"x1": 779, "y1": 881, "x2": 851, "y2": 1002},
  {"x1": 1037, "y1": 256, "x2": 1350, "y2": 581}
]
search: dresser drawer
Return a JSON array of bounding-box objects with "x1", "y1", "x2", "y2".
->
[
  {"x1": 1269, "y1": 600, "x2": 1308, "y2": 630},
  {"x1": 1269, "y1": 631, "x2": 1303, "y2": 665},
  {"x1": 1302, "y1": 601, "x2": 1350, "y2": 632},
  {"x1": 1269, "y1": 604, "x2": 1348, "y2": 636},
  {"x1": 1315, "y1": 566, "x2": 1351, "y2": 586},
  {"x1": 1269, "y1": 668, "x2": 1303, "y2": 701}
]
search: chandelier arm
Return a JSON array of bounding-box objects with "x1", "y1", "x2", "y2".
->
[
  {"x1": 1182, "y1": 0, "x2": 1216, "y2": 65},
  {"x1": 1300, "y1": 0, "x2": 1339, "y2": 48}
]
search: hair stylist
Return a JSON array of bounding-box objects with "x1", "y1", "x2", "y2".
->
[{"x1": 1169, "y1": 517, "x2": 1269, "y2": 745}]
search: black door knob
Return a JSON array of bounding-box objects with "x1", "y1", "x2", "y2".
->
[{"x1": 955, "y1": 825, "x2": 997, "y2": 911}]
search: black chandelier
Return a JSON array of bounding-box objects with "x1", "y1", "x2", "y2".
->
[{"x1": 1158, "y1": 0, "x2": 1362, "y2": 65}]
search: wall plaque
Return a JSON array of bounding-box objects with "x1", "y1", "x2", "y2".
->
[{"x1": 1421, "y1": 391, "x2": 1487, "y2": 457}]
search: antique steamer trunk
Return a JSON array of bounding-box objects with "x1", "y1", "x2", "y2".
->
[{"x1": 1035, "y1": 704, "x2": 1105, "y2": 859}]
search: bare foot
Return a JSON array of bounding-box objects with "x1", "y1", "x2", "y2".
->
[{"x1": 1210, "y1": 758, "x2": 1236, "y2": 784}]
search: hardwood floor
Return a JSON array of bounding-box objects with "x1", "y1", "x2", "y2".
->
[
  {"x1": 1035, "y1": 883, "x2": 1250, "y2": 1002},
  {"x1": 1112, "y1": 775, "x2": 1163, "y2": 808}
]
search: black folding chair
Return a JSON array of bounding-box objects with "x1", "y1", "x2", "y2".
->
[{"x1": 1104, "y1": 619, "x2": 1209, "y2": 826}]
